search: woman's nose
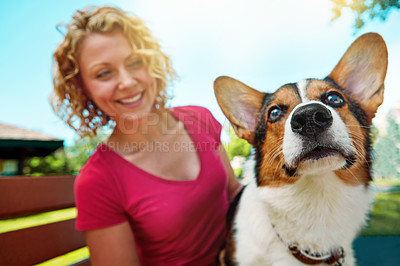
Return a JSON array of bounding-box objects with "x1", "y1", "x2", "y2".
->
[{"x1": 117, "y1": 69, "x2": 137, "y2": 90}]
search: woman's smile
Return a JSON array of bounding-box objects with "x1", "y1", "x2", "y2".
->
[{"x1": 116, "y1": 91, "x2": 145, "y2": 107}]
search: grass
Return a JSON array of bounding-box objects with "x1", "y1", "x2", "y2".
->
[
  {"x1": 373, "y1": 178, "x2": 400, "y2": 187},
  {"x1": 361, "y1": 191, "x2": 400, "y2": 236}
]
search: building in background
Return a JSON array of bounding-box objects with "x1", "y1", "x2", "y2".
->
[{"x1": 0, "y1": 123, "x2": 63, "y2": 175}]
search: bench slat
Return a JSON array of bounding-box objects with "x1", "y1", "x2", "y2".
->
[
  {"x1": 72, "y1": 259, "x2": 91, "y2": 266},
  {"x1": 0, "y1": 175, "x2": 76, "y2": 219},
  {"x1": 0, "y1": 219, "x2": 87, "y2": 265}
]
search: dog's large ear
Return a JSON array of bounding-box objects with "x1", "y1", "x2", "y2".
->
[
  {"x1": 214, "y1": 76, "x2": 265, "y2": 144},
  {"x1": 328, "y1": 32, "x2": 388, "y2": 120}
]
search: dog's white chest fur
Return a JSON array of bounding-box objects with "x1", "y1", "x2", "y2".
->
[{"x1": 233, "y1": 173, "x2": 372, "y2": 266}]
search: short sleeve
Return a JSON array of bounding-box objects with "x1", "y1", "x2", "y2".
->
[
  {"x1": 200, "y1": 107, "x2": 223, "y2": 143},
  {"x1": 173, "y1": 106, "x2": 223, "y2": 144},
  {"x1": 74, "y1": 156, "x2": 127, "y2": 231}
]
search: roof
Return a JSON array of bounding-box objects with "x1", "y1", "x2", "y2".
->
[
  {"x1": 0, "y1": 123, "x2": 61, "y2": 141},
  {"x1": 0, "y1": 123, "x2": 64, "y2": 159}
]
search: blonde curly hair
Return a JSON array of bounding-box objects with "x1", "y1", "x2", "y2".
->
[{"x1": 51, "y1": 6, "x2": 177, "y2": 137}]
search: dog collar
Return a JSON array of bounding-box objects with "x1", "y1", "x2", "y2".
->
[
  {"x1": 288, "y1": 242, "x2": 345, "y2": 265},
  {"x1": 272, "y1": 225, "x2": 345, "y2": 265}
]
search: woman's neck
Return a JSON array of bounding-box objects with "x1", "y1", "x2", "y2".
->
[{"x1": 106, "y1": 109, "x2": 180, "y2": 154}]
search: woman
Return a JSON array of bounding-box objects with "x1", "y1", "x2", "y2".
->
[{"x1": 51, "y1": 6, "x2": 242, "y2": 266}]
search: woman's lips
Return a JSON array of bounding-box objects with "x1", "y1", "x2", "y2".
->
[
  {"x1": 116, "y1": 91, "x2": 145, "y2": 108},
  {"x1": 118, "y1": 91, "x2": 144, "y2": 104}
]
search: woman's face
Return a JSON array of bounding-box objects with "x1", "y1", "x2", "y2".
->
[{"x1": 79, "y1": 30, "x2": 157, "y2": 125}]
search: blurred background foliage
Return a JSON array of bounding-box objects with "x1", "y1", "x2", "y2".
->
[
  {"x1": 223, "y1": 126, "x2": 252, "y2": 161},
  {"x1": 374, "y1": 111, "x2": 400, "y2": 179},
  {"x1": 331, "y1": 0, "x2": 400, "y2": 29},
  {"x1": 23, "y1": 132, "x2": 107, "y2": 176}
]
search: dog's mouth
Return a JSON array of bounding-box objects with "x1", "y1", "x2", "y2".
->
[
  {"x1": 283, "y1": 145, "x2": 356, "y2": 176},
  {"x1": 300, "y1": 146, "x2": 342, "y2": 162}
]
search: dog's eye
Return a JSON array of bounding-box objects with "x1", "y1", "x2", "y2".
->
[
  {"x1": 268, "y1": 106, "x2": 285, "y2": 122},
  {"x1": 323, "y1": 92, "x2": 345, "y2": 108}
]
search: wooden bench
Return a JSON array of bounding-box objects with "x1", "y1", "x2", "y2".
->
[{"x1": 0, "y1": 175, "x2": 90, "y2": 265}]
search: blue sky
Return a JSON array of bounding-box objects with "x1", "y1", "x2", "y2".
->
[{"x1": 1, "y1": 0, "x2": 399, "y2": 145}]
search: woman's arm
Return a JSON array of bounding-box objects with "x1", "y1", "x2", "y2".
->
[
  {"x1": 217, "y1": 143, "x2": 243, "y2": 202},
  {"x1": 84, "y1": 221, "x2": 141, "y2": 266}
]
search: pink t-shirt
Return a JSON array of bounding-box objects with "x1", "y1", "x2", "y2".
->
[{"x1": 74, "y1": 106, "x2": 229, "y2": 266}]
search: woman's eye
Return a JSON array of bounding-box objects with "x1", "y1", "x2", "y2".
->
[
  {"x1": 268, "y1": 106, "x2": 285, "y2": 122},
  {"x1": 128, "y1": 59, "x2": 143, "y2": 68},
  {"x1": 324, "y1": 92, "x2": 345, "y2": 108},
  {"x1": 96, "y1": 70, "x2": 111, "y2": 79}
]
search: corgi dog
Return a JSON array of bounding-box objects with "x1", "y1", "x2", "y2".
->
[{"x1": 214, "y1": 33, "x2": 388, "y2": 266}]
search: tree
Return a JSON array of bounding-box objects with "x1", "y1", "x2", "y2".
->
[
  {"x1": 24, "y1": 132, "x2": 108, "y2": 176},
  {"x1": 222, "y1": 126, "x2": 252, "y2": 178},
  {"x1": 63, "y1": 133, "x2": 107, "y2": 174},
  {"x1": 223, "y1": 126, "x2": 252, "y2": 161},
  {"x1": 331, "y1": 0, "x2": 400, "y2": 29},
  {"x1": 373, "y1": 112, "x2": 400, "y2": 179},
  {"x1": 24, "y1": 150, "x2": 71, "y2": 176}
]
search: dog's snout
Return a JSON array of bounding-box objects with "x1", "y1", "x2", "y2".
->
[{"x1": 291, "y1": 103, "x2": 332, "y2": 137}]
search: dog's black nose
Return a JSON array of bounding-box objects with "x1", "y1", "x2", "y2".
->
[{"x1": 291, "y1": 103, "x2": 332, "y2": 137}]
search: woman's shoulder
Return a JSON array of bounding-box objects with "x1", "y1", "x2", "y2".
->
[
  {"x1": 171, "y1": 104, "x2": 210, "y2": 114},
  {"x1": 171, "y1": 105, "x2": 222, "y2": 141},
  {"x1": 75, "y1": 143, "x2": 114, "y2": 187},
  {"x1": 170, "y1": 105, "x2": 216, "y2": 122},
  {"x1": 74, "y1": 144, "x2": 127, "y2": 231}
]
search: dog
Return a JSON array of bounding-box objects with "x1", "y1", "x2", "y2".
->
[{"x1": 214, "y1": 32, "x2": 388, "y2": 266}]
